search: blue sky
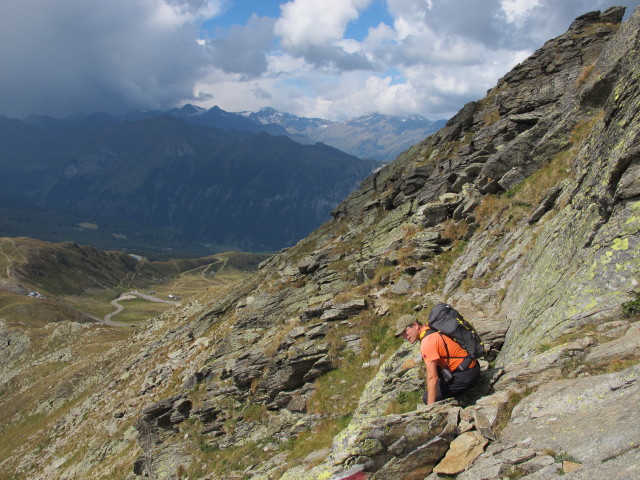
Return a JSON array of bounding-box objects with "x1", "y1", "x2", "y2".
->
[{"x1": 1, "y1": 0, "x2": 638, "y2": 121}]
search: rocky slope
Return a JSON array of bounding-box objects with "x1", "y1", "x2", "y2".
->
[{"x1": 1, "y1": 6, "x2": 639, "y2": 480}]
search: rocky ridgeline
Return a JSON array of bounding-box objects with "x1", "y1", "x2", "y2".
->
[{"x1": 3, "y1": 6, "x2": 640, "y2": 480}]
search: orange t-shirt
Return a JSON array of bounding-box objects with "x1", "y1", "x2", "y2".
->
[{"x1": 420, "y1": 326, "x2": 476, "y2": 372}]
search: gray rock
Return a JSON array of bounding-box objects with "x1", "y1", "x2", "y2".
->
[
  {"x1": 452, "y1": 172, "x2": 474, "y2": 192},
  {"x1": 372, "y1": 436, "x2": 450, "y2": 480},
  {"x1": 616, "y1": 158, "x2": 640, "y2": 199},
  {"x1": 519, "y1": 464, "x2": 561, "y2": 479},
  {"x1": 298, "y1": 254, "x2": 324, "y2": 274},
  {"x1": 518, "y1": 455, "x2": 557, "y2": 475},
  {"x1": 456, "y1": 454, "x2": 506, "y2": 480},
  {"x1": 584, "y1": 323, "x2": 640, "y2": 366},
  {"x1": 562, "y1": 446, "x2": 640, "y2": 480},
  {"x1": 467, "y1": 390, "x2": 511, "y2": 441},
  {"x1": 500, "y1": 365, "x2": 640, "y2": 465},
  {"x1": 419, "y1": 202, "x2": 450, "y2": 227},
  {"x1": 528, "y1": 181, "x2": 566, "y2": 224},
  {"x1": 319, "y1": 298, "x2": 367, "y2": 321},
  {"x1": 493, "y1": 342, "x2": 587, "y2": 390},
  {"x1": 390, "y1": 275, "x2": 413, "y2": 295}
]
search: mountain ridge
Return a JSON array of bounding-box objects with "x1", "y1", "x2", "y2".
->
[
  {"x1": 20, "y1": 103, "x2": 445, "y2": 162},
  {"x1": 0, "y1": 114, "x2": 380, "y2": 251},
  {"x1": 247, "y1": 107, "x2": 447, "y2": 161}
]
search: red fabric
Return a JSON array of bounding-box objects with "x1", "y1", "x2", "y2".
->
[{"x1": 341, "y1": 472, "x2": 368, "y2": 480}]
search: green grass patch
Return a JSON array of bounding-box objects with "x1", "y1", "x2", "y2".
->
[
  {"x1": 424, "y1": 240, "x2": 468, "y2": 291},
  {"x1": 193, "y1": 440, "x2": 269, "y2": 479},
  {"x1": 109, "y1": 297, "x2": 173, "y2": 323},
  {"x1": 241, "y1": 403, "x2": 268, "y2": 423},
  {"x1": 285, "y1": 415, "x2": 352, "y2": 465},
  {"x1": 350, "y1": 309, "x2": 404, "y2": 356},
  {"x1": 307, "y1": 355, "x2": 373, "y2": 416},
  {"x1": 536, "y1": 341, "x2": 554, "y2": 354},
  {"x1": 60, "y1": 289, "x2": 124, "y2": 319},
  {"x1": 386, "y1": 390, "x2": 423, "y2": 415},
  {"x1": 585, "y1": 356, "x2": 640, "y2": 375},
  {"x1": 307, "y1": 309, "x2": 404, "y2": 420},
  {"x1": 505, "y1": 466, "x2": 527, "y2": 479},
  {"x1": 368, "y1": 318, "x2": 404, "y2": 356}
]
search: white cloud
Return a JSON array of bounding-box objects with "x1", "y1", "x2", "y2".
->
[
  {"x1": 275, "y1": 0, "x2": 372, "y2": 49},
  {"x1": 499, "y1": 0, "x2": 541, "y2": 24},
  {"x1": 191, "y1": 0, "x2": 640, "y2": 121},
  {"x1": 1, "y1": 0, "x2": 638, "y2": 121},
  {"x1": 274, "y1": 0, "x2": 374, "y2": 70}
]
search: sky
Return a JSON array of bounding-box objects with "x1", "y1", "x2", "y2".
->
[{"x1": 1, "y1": 0, "x2": 638, "y2": 121}]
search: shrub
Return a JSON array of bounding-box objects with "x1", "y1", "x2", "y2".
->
[
  {"x1": 442, "y1": 219, "x2": 469, "y2": 241},
  {"x1": 553, "y1": 452, "x2": 580, "y2": 464},
  {"x1": 575, "y1": 64, "x2": 596, "y2": 88},
  {"x1": 622, "y1": 294, "x2": 640, "y2": 318},
  {"x1": 241, "y1": 403, "x2": 267, "y2": 422}
]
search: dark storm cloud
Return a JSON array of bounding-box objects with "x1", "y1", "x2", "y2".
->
[
  {"x1": 0, "y1": 0, "x2": 215, "y2": 118},
  {"x1": 205, "y1": 15, "x2": 276, "y2": 78}
]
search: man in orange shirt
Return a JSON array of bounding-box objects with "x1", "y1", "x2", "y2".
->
[{"x1": 395, "y1": 313, "x2": 480, "y2": 404}]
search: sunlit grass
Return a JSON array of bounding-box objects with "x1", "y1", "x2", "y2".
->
[{"x1": 110, "y1": 297, "x2": 173, "y2": 323}]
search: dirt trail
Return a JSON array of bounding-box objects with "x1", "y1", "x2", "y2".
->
[{"x1": 0, "y1": 239, "x2": 16, "y2": 278}]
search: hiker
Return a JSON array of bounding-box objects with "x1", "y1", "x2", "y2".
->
[{"x1": 394, "y1": 306, "x2": 481, "y2": 404}]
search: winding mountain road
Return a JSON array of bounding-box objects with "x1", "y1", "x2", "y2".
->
[{"x1": 102, "y1": 291, "x2": 181, "y2": 326}]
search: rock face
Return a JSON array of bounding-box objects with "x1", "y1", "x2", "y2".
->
[{"x1": 2, "y1": 6, "x2": 640, "y2": 480}]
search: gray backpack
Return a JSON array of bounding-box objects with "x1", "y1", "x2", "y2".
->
[{"x1": 426, "y1": 303, "x2": 485, "y2": 369}]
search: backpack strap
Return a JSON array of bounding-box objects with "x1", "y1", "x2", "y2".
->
[{"x1": 437, "y1": 332, "x2": 471, "y2": 372}]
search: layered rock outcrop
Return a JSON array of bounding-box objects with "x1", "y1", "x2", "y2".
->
[{"x1": 1, "y1": 6, "x2": 639, "y2": 480}]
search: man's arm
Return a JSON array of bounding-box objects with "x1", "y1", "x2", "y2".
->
[{"x1": 425, "y1": 360, "x2": 439, "y2": 405}]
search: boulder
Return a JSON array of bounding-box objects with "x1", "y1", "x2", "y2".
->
[
  {"x1": 372, "y1": 436, "x2": 450, "y2": 480},
  {"x1": 498, "y1": 168, "x2": 527, "y2": 191},
  {"x1": 500, "y1": 365, "x2": 640, "y2": 465},
  {"x1": 615, "y1": 157, "x2": 640, "y2": 199},
  {"x1": 432, "y1": 431, "x2": 488, "y2": 475},
  {"x1": 584, "y1": 323, "x2": 640, "y2": 366},
  {"x1": 419, "y1": 202, "x2": 450, "y2": 227}
]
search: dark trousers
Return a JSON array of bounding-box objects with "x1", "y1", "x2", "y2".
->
[{"x1": 422, "y1": 362, "x2": 481, "y2": 403}]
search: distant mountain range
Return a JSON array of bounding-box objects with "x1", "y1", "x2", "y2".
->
[
  {"x1": 29, "y1": 104, "x2": 445, "y2": 162},
  {"x1": 245, "y1": 107, "x2": 446, "y2": 161},
  {"x1": 0, "y1": 112, "x2": 380, "y2": 253}
]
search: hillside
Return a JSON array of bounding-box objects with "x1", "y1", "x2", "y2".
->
[
  {"x1": 0, "y1": 115, "x2": 380, "y2": 251},
  {"x1": 0, "y1": 237, "x2": 269, "y2": 473},
  {"x1": 1, "y1": 6, "x2": 639, "y2": 480},
  {"x1": 0, "y1": 195, "x2": 217, "y2": 258}
]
